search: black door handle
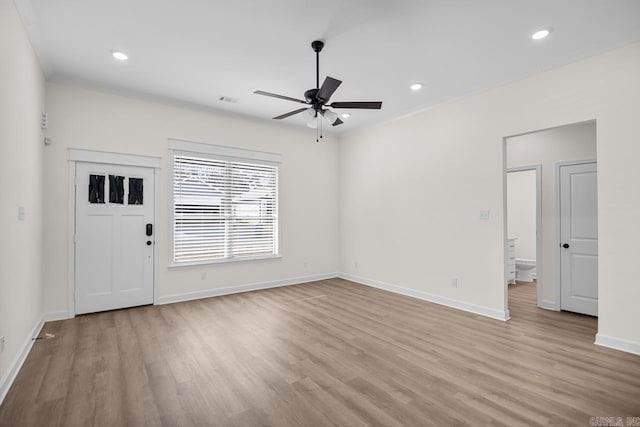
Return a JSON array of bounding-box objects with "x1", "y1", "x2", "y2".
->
[
  {"x1": 562, "y1": 243, "x2": 570, "y2": 248},
  {"x1": 146, "y1": 223, "x2": 153, "y2": 236}
]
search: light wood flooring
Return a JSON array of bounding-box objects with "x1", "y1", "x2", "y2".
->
[{"x1": 1, "y1": 279, "x2": 639, "y2": 426}]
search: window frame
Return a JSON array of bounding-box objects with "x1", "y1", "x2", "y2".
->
[{"x1": 168, "y1": 139, "x2": 281, "y2": 268}]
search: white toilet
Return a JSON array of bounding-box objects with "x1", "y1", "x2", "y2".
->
[{"x1": 515, "y1": 258, "x2": 536, "y2": 282}]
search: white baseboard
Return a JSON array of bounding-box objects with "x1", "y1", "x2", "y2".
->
[
  {"x1": 339, "y1": 273, "x2": 510, "y2": 321},
  {"x1": 43, "y1": 311, "x2": 71, "y2": 322},
  {"x1": 0, "y1": 317, "x2": 44, "y2": 406},
  {"x1": 0, "y1": 311, "x2": 72, "y2": 406},
  {"x1": 156, "y1": 272, "x2": 339, "y2": 305},
  {"x1": 595, "y1": 333, "x2": 640, "y2": 356}
]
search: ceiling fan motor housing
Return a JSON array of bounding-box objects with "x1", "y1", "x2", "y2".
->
[{"x1": 304, "y1": 88, "x2": 320, "y2": 105}]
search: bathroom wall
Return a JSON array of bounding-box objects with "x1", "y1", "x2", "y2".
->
[
  {"x1": 506, "y1": 170, "x2": 537, "y2": 261},
  {"x1": 506, "y1": 121, "x2": 596, "y2": 309}
]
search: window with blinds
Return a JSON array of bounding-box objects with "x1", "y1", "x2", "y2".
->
[{"x1": 173, "y1": 154, "x2": 278, "y2": 263}]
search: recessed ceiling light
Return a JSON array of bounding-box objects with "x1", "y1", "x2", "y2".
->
[
  {"x1": 410, "y1": 83, "x2": 423, "y2": 91},
  {"x1": 341, "y1": 113, "x2": 351, "y2": 118},
  {"x1": 531, "y1": 28, "x2": 552, "y2": 40},
  {"x1": 111, "y1": 50, "x2": 128, "y2": 61}
]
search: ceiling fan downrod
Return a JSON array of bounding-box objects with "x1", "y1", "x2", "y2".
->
[{"x1": 312, "y1": 40, "x2": 324, "y2": 90}]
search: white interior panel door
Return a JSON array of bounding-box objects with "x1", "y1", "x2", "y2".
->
[
  {"x1": 560, "y1": 162, "x2": 598, "y2": 316},
  {"x1": 75, "y1": 162, "x2": 154, "y2": 314}
]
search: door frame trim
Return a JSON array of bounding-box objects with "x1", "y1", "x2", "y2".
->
[
  {"x1": 506, "y1": 165, "x2": 543, "y2": 309},
  {"x1": 67, "y1": 149, "x2": 161, "y2": 318},
  {"x1": 555, "y1": 159, "x2": 597, "y2": 312}
]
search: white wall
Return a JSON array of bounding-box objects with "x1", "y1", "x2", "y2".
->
[
  {"x1": 42, "y1": 83, "x2": 340, "y2": 313},
  {"x1": 507, "y1": 122, "x2": 597, "y2": 308},
  {"x1": 340, "y1": 42, "x2": 640, "y2": 350},
  {"x1": 0, "y1": 0, "x2": 45, "y2": 382},
  {"x1": 506, "y1": 170, "x2": 536, "y2": 260}
]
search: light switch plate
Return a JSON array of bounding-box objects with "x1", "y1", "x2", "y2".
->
[
  {"x1": 479, "y1": 210, "x2": 490, "y2": 220},
  {"x1": 18, "y1": 206, "x2": 25, "y2": 221}
]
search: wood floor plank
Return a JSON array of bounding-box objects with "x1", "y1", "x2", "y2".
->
[{"x1": 1, "y1": 279, "x2": 639, "y2": 426}]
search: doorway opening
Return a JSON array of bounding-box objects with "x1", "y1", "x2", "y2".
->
[
  {"x1": 506, "y1": 166, "x2": 541, "y2": 307},
  {"x1": 504, "y1": 120, "x2": 598, "y2": 319}
]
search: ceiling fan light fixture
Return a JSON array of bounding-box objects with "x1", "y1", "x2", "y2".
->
[
  {"x1": 322, "y1": 109, "x2": 339, "y2": 125},
  {"x1": 410, "y1": 83, "x2": 423, "y2": 91}
]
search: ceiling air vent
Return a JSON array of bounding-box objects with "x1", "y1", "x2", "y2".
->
[{"x1": 219, "y1": 96, "x2": 238, "y2": 104}]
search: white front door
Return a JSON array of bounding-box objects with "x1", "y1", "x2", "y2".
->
[
  {"x1": 559, "y1": 162, "x2": 598, "y2": 316},
  {"x1": 75, "y1": 162, "x2": 155, "y2": 314}
]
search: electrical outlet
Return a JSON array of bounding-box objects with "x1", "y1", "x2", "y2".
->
[
  {"x1": 354, "y1": 261, "x2": 359, "y2": 268},
  {"x1": 200, "y1": 272, "x2": 207, "y2": 280},
  {"x1": 303, "y1": 261, "x2": 308, "y2": 268},
  {"x1": 451, "y1": 278, "x2": 458, "y2": 288},
  {"x1": 1, "y1": 336, "x2": 5, "y2": 353}
]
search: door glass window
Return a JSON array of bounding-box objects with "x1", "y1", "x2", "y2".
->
[
  {"x1": 89, "y1": 174, "x2": 105, "y2": 203},
  {"x1": 128, "y1": 178, "x2": 144, "y2": 205},
  {"x1": 109, "y1": 175, "x2": 125, "y2": 204}
]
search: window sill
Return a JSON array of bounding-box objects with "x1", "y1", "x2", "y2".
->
[{"x1": 167, "y1": 254, "x2": 282, "y2": 269}]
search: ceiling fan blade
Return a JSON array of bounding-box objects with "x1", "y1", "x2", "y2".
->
[
  {"x1": 317, "y1": 76, "x2": 342, "y2": 102},
  {"x1": 273, "y1": 107, "x2": 309, "y2": 120},
  {"x1": 328, "y1": 101, "x2": 382, "y2": 109},
  {"x1": 254, "y1": 90, "x2": 308, "y2": 104}
]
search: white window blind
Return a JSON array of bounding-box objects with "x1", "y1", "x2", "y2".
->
[{"x1": 173, "y1": 154, "x2": 278, "y2": 263}]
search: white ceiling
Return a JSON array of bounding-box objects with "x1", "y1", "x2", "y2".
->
[{"x1": 15, "y1": 0, "x2": 640, "y2": 134}]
